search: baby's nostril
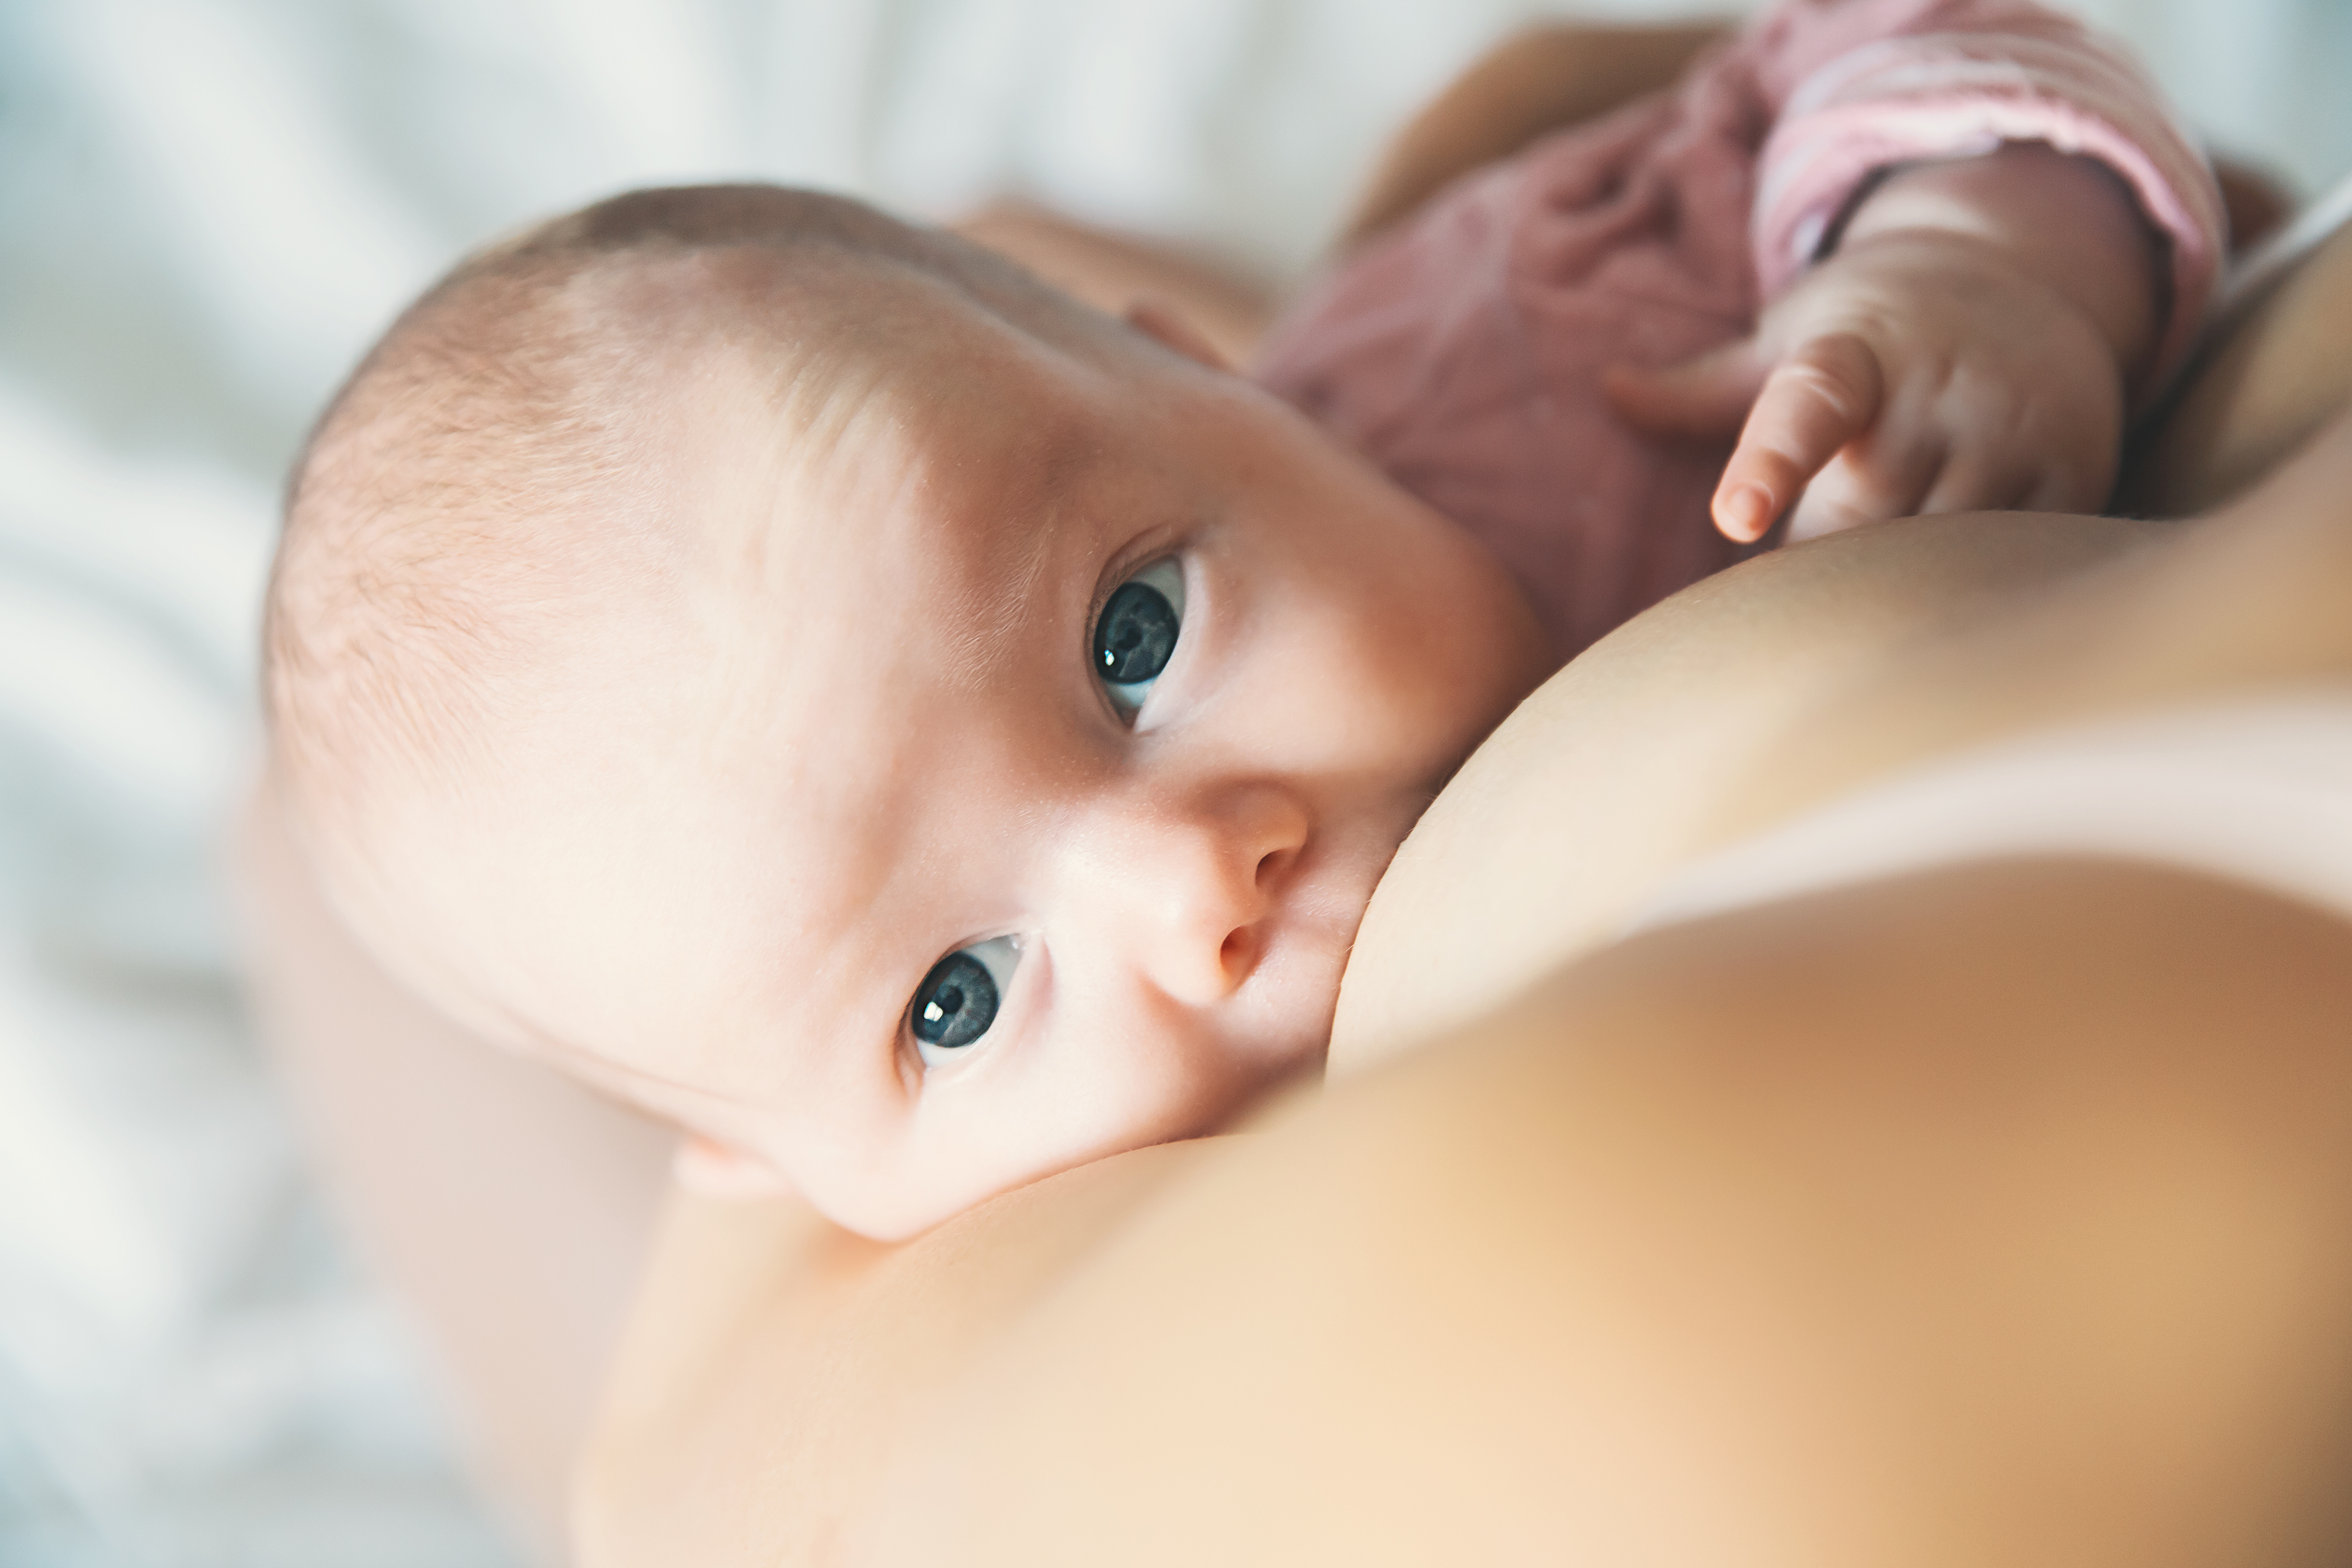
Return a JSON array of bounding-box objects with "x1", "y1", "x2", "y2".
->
[{"x1": 1219, "y1": 927, "x2": 1249, "y2": 974}]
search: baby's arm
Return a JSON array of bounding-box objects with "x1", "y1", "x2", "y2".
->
[{"x1": 1611, "y1": 0, "x2": 2226, "y2": 544}]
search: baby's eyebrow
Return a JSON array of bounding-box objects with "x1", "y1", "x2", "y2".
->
[{"x1": 935, "y1": 433, "x2": 1104, "y2": 682}]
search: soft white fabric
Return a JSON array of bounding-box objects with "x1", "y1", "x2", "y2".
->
[{"x1": 1631, "y1": 690, "x2": 2352, "y2": 937}]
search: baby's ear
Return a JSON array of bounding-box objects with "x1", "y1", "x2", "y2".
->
[
  {"x1": 672, "y1": 1134, "x2": 794, "y2": 1198},
  {"x1": 1124, "y1": 296, "x2": 1235, "y2": 374}
]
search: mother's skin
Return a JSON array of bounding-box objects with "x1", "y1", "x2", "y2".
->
[{"x1": 557, "y1": 195, "x2": 2352, "y2": 1562}]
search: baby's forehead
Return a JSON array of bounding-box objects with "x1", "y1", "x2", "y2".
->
[{"x1": 672, "y1": 283, "x2": 1131, "y2": 637}]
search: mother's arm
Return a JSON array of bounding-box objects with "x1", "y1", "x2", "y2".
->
[
  {"x1": 943, "y1": 19, "x2": 1730, "y2": 368},
  {"x1": 1338, "y1": 20, "x2": 1728, "y2": 246}
]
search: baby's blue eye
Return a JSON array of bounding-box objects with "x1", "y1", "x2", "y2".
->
[
  {"x1": 909, "y1": 935, "x2": 1021, "y2": 1068},
  {"x1": 1092, "y1": 558, "x2": 1185, "y2": 719}
]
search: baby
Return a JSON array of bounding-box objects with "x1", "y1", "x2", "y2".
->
[{"x1": 266, "y1": 0, "x2": 2222, "y2": 1240}]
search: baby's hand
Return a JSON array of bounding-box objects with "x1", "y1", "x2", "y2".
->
[{"x1": 1607, "y1": 145, "x2": 2158, "y2": 544}]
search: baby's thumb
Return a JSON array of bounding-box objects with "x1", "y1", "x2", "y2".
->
[{"x1": 1604, "y1": 342, "x2": 1765, "y2": 439}]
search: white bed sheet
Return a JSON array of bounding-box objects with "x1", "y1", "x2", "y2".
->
[{"x1": 1, "y1": 1, "x2": 2343, "y2": 1563}]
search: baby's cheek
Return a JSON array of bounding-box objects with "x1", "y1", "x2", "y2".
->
[{"x1": 1375, "y1": 621, "x2": 1505, "y2": 753}]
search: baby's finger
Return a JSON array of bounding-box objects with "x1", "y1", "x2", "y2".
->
[
  {"x1": 1603, "y1": 343, "x2": 1765, "y2": 441},
  {"x1": 1918, "y1": 450, "x2": 2026, "y2": 518},
  {"x1": 1782, "y1": 422, "x2": 1947, "y2": 543},
  {"x1": 1929, "y1": 452, "x2": 2103, "y2": 518},
  {"x1": 1784, "y1": 460, "x2": 1900, "y2": 541},
  {"x1": 1713, "y1": 332, "x2": 1884, "y2": 543}
]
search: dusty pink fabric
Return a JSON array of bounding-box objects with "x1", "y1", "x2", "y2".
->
[{"x1": 1253, "y1": 0, "x2": 2223, "y2": 661}]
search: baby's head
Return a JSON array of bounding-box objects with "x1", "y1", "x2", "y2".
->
[{"x1": 267, "y1": 185, "x2": 1543, "y2": 1238}]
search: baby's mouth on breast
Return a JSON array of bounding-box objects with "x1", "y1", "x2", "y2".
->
[{"x1": 1252, "y1": 836, "x2": 1388, "y2": 1010}]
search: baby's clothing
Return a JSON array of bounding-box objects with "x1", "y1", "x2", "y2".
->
[
  {"x1": 1622, "y1": 689, "x2": 2352, "y2": 937},
  {"x1": 1253, "y1": 0, "x2": 2225, "y2": 660}
]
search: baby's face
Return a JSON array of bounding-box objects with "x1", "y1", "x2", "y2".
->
[{"x1": 417, "y1": 275, "x2": 1544, "y2": 1238}]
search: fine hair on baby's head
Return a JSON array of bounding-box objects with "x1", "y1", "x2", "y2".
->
[
  {"x1": 271, "y1": 184, "x2": 1117, "y2": 969},
  {"x1": 267, "y1": 182, "x2": 1542, "y2": 1239}
]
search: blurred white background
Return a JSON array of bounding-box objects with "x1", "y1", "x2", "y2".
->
[{"x1": 1, "y1": 2, "x2": 2345, "y2": 1563}]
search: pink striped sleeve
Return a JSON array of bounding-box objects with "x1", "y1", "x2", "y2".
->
[{"x1": 1743, "y1": 0, "x2": 2225, "y2": 397}]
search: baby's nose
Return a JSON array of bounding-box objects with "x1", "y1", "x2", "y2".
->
[{"x1": 1096, "y1": 782, "x2": 1308, "y2": 1007}]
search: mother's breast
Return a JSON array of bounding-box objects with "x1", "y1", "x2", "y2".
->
[{"x1": 1331, "y1": 508, "x2": 2153, "y2": 1075}]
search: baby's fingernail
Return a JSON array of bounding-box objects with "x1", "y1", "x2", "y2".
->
[{"x1": 1722, "y1": 485, "x2": 1770, "y2": 540}]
